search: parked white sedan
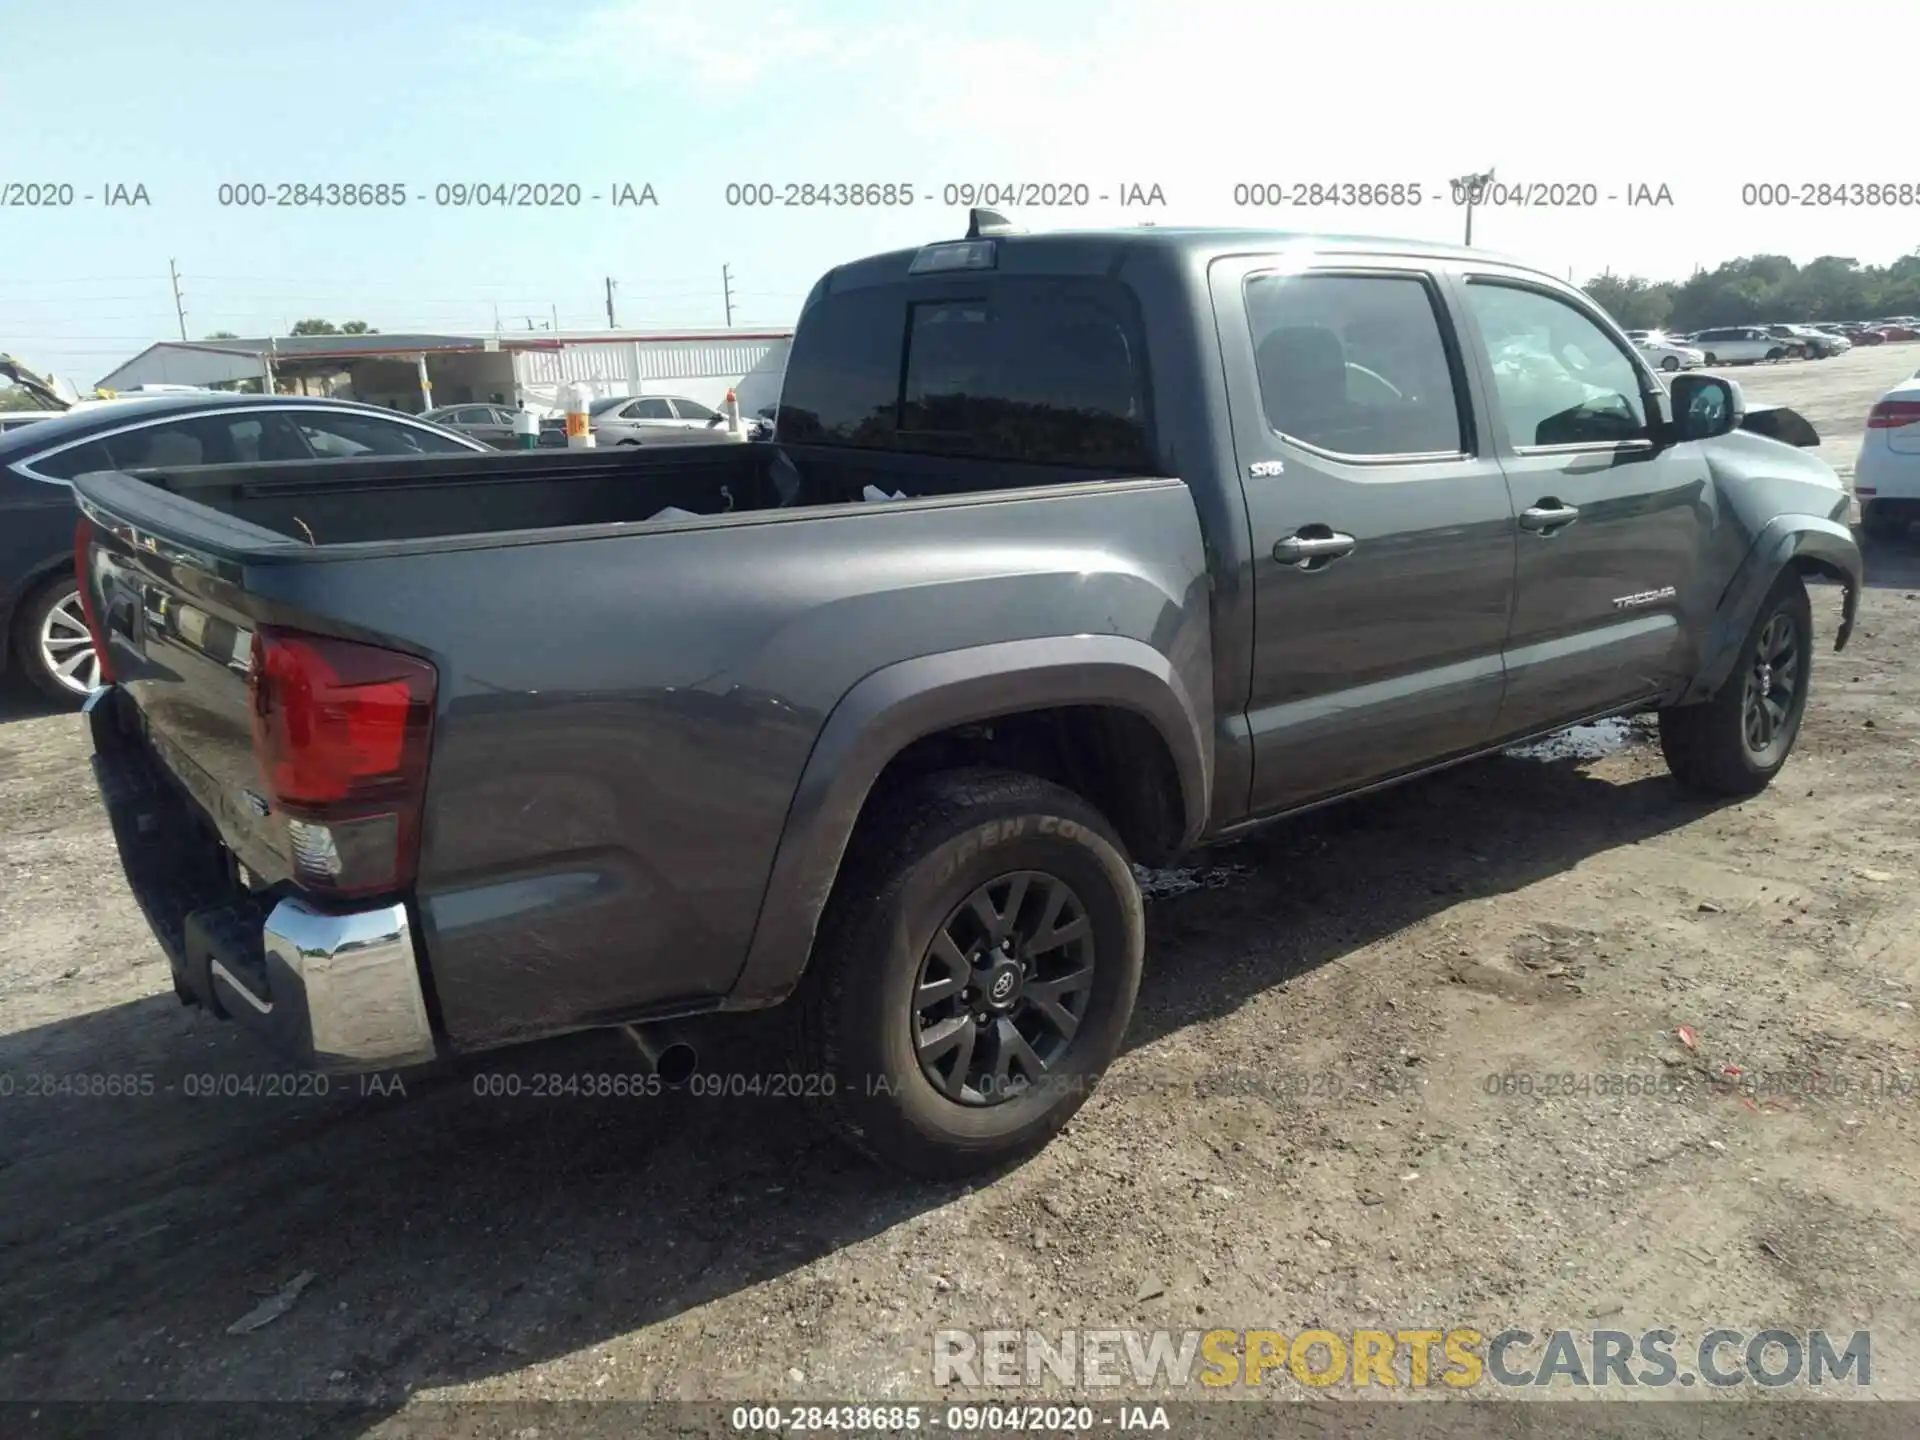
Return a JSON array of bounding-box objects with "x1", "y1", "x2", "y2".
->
[
  {"x1": 1854, "y1": 377, "x2": 1920, "y2": 538},
  {"x1": 1631, "y1": 334, "x2": 1705, "y2": 372}
]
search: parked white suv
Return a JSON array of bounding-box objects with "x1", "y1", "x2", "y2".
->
[{"x1": 1686, "y1": 327, "x2": 1791, "y2": 366}]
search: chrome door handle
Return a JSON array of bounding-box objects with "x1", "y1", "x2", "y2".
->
[
  {"x1": 1274, "y1": 531, "x2": 1356, "y2": 567},
  {"x1": 1519, "y1": 503, "x2": 1580, "y2": 533}
]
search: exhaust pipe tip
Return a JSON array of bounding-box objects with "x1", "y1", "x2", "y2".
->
[
  {"x1": 623, "y1": 1024, "x2": 699, "y2": 1087},
  {"x1": 652, "y1": 1041, "x2": 698, "y2": 1087}
]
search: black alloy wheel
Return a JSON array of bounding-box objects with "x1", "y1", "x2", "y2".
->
[
  {"x1": 912, "y1": 870, "x2": 1096, "y2": 1105},
  {"x1": 1741, "y1": 609, "x2": 1802, "y2": 766},
  {"x1": 1658, "y1": 571, "x2": 1813, "y2": 797}
]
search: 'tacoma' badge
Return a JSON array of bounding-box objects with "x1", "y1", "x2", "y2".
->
[{"x1": 1613, "y1": 585, "x2": 1677, "y2": 610}]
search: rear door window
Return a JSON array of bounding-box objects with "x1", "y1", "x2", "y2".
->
[
  {"x1": 32, "y1": 412, "x2": 312, "y2": 474},
  {"x1": 24, "y1": 437, "x2": 121, "y2": 480},
  {"x1": 1244, "y1": 272, "x2": 1466, "y2": 457},
  {"x1": 778, "y1": 277, "x2": 1154, "y2": 470}
]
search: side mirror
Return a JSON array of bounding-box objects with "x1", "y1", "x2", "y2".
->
[{"x1": 1668, "y1": 372, "x2": 1744, "y2": 442}]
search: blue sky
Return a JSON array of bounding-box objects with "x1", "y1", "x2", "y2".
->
[{"x1": 4, "y1": 0, "x2": 1911, "y2": 387}]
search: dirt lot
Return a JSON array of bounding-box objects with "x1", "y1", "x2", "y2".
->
[{"x1": 6, "y1": 345, "x2": 1920, "y2": 1432}]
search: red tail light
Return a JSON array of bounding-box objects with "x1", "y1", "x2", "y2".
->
[
  {"x1": 72, "y1": 516, "x2": 117, "y2": 686},
  {"x1": 1867, "y1": 399, "x2": 1920, "y2": 429},
  {"x1": 247, "y1": 627, "x2": 436, "y2": 898}
]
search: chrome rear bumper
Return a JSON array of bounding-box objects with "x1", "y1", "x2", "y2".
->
[
  {"x1": 87, "y1": 684, "x2": 439, "y2": 1073},
  {"x1": 212, "y1": 898, "x2": 438, "y2": 1070}
]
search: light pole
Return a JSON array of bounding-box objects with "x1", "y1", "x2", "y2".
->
[{"x1": 1451, "y1": 168, "x2": 1495, "y2": 246}]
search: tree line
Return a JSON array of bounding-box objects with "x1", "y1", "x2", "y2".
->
[
  {"x1": 1585, "y1": 251, "x2": 1920, "y2": 332},
  {"x1": 203, "y1": 320, "x2": 377, "y2": 339}
]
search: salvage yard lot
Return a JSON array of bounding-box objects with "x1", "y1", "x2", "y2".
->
[{"x1": 5, "y1": 344, "x2": 1920, "y2": 1421}]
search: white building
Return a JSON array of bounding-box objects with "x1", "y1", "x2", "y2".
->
[{"x1": 96, "y1": 328, "x2": 792, "y2": 419}]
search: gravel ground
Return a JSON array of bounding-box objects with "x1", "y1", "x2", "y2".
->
[{"x1": 5, "y1": 344, "x2": 1920, "y2": 1434}]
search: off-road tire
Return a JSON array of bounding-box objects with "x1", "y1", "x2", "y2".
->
[
  {"x1": 1659, "y1": 571, "x2": 1813, "y2": 797},
  {"x1": 790, "y1": 767, "x2": 1145, "y2": 1180}
]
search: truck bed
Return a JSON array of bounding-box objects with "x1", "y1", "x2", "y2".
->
[
  {"x1": 111, "y1": 439, "x2": 1154, "y2": 551},
  {"x1": 73, "y1": 455, "x2": 1213, "y2": 1056}
]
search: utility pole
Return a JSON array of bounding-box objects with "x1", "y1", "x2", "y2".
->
[
  {"x1": 722, "y1": 264, "x2": 735, "y2": 327},
  {"x1": 550, "y1": 304, "x2": 559, "y2": 332},
  {"x1": 168, "y1": 258, "x2": 187, "y2": 340},
  {"x1": 605, "y1": 277, "x2": 618, "y2": 328},
  {"x1": 1450, "y1": 167, "x2": 1495, "y2": 247}
]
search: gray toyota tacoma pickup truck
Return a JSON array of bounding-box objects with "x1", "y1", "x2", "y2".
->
[{"x1": 74, "y1": 211, "x2": 1862, "y2": 1178}]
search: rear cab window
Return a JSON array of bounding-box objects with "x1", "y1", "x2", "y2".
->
[{"x1": 778, "y1": 275, "x2": 1155, "y2": 472}]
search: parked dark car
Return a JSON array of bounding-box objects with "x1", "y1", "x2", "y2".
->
[
  {"x1": 420, "y1": 403, "x2": 567, "y2": 449},
  {"x1": 0, "y1": 394, "x2": 487, "y2": 701},
  {"x1": 1758, "y1": 325, "x2": 1815, "y2": 359},
  {"x1": 73, "y1": 213, "x2": 1861, "y2": 1178},
  {"x1": 1762, "y1": 324, "x2": 1836, "y2": 358}
]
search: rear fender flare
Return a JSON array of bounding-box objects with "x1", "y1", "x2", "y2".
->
[
  {"x1": 1681, "y1": 514, "x2": 1860, "y2": 704},
  {"x1": 724, "y1": 634, "x2": 1212, "y2": 1007}
]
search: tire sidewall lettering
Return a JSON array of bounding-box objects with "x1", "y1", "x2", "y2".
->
[{"x1": 931, "y1": 816, "x2": 1037, "y2": 885}]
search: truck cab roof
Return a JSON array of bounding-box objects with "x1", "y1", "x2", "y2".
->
[{"x1": 816, "y1": 223, "x2": 1546, "y2": 296}]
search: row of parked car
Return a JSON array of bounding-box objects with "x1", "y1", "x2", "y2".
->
[
  {"x1": 420, "y1": 394, "x2": 775, "y2": 448},
  {"x1": 1624, "y1": 319, "x2": 1920, "y2": 372},
  {"x1": 0, "y1": 382, "x2": 790, "y2": 703}
]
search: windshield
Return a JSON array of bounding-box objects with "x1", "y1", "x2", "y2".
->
[{"x1": 589, "y1": 397, "x2": 630, "y2": 416}]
